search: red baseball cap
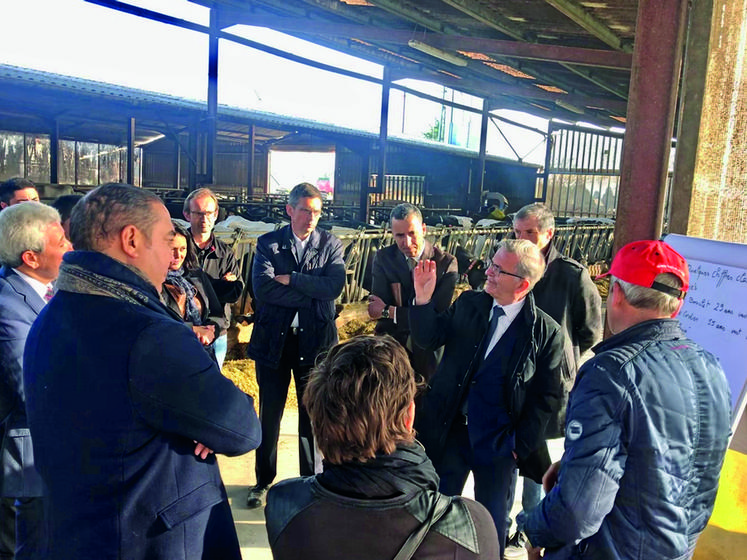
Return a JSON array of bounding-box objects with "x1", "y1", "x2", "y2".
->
[{"x1": 601, "y1": 240, "x2": 689, "y2": 299}]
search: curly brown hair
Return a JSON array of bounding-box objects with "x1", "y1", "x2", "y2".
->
[{"x1": 303, "y1": 335, "x2": 416, "y2": 465}]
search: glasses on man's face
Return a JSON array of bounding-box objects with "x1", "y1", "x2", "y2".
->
[
  {"x1": 487, "y1": 261, "x2": 524, "y2": 280},
  {"x1": 188, "y1": 210, "x2": 217, "y2": 219}
]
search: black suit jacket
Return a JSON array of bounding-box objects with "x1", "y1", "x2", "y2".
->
[
  {"x1": 371, "y1": 241, "x2": 457, "y2": 381},
  {"x1": 410, "y1": 291, "x2": 569, "y2": 483}
]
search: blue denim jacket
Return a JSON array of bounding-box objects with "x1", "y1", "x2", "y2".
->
[{"x1": 524, "y1": 319, "x2": 731, "y2": 560}]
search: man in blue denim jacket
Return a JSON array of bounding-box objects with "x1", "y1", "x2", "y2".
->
[{"x1": 524, "y1": 240, "x2": 731, "y2": 560}]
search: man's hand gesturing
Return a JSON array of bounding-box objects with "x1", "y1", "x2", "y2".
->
[{"x1": 413, "y1": 260, "x2": 437, "y2": 305}]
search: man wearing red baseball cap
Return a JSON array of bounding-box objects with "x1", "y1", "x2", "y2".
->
[{"x1": 522, "y1": 239, "x2": 732, "y2": 560}]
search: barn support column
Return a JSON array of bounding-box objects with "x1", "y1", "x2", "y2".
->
[
  {"x1": 614, "y1": 0, "x2": 688, "y2": 250},
  {"x1": 50, "y1": 118, "x2": 59, "y2": 185},
  {"x1": 188, "y1": 120, "x2": 198, "y2": 190},
  {"x1": 206, "y1": 6, "x2": 219, "y2": 185},
  {"x1": 173, "y1": 136, "x2": 181, "y2": 189},
  {"x1": 476, "y1": 99, "x2": 489, "y2": 213},
  {"x1": 126, "y1": 117, "x2": 135, "y2": 185},
  {"x1": 358, "y1": 149, "x2": 370, "y2": 223},
  {"x1": 247, "y1": 123, "x2": 255, "y2": 199},
  {"x1": 375, "y1": 67, "x2": 391, "y2": 212}
]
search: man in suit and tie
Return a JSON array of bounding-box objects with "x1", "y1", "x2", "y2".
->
[
  {"x1": 368, "y1": 203, "x2": 458, "y2": 383},
  {"x1": 0, "y1": 202, "x2": 71, "y2": 559},
  {"x1": 409, "y1": 238, "x2": 569, "y2": 558},
  {"x1": 246, "y1": 182, "x2": 346, "y2": 509}
]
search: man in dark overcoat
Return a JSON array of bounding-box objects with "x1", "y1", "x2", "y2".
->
[
  {"x1": 410, "y1": 238, "x2": 569, "y2": 558},
  {"x1": 23, "y1": 184, "x2": 261, "y2": 560}
]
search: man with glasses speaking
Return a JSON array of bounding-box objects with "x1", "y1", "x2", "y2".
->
[{"x1": 409, "y1": 238, "x2": 570, "y2": 559}]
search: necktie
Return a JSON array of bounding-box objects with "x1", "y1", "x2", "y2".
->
[
  {"x1": 482, "y1": 306, "x2": 505, "y2": 358},
  {"x1": 44, "y1": 284, "x2": 54, "y2": 302},
  {"x1": 407, "y1": 257, "x2": 418, "y2": 271}
]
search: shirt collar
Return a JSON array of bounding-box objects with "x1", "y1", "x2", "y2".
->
[
  {"x1": 14, "y1": 269, "x2": 52, "y2": 302},
  {"x1": 492, "y1": 298, "x2": 524, "y2": 322}
]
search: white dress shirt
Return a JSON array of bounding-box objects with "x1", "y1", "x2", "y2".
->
[
  {"x1": 290, "y1": 232, "x2": 310, "y2": 329},
  {"x1": 484, "y1": 298, "x2": 525, "y2": 358}
]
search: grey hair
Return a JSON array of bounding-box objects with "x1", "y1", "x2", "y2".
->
[
  {"x1": 69, "y1": 184, "x2": 163, "y2": 251},
  {"x1": 389, "y1": 203, "x2": 422, "y2": 225},
  {"x1": 514, "y1": 203, "x2": 555, "y2": 232},
  {"x1": 496, "y1": 238, "x2": 546, "y2": 289},
  {"x1": 610, "y1": 273, "x2": 683, "y2": 316},
  {"x1": 183, "y1": 187, "x2": 219, "y2": 216},
  {"x1": 288, "y1": 182, "x2": 322, "y2": 208},
  {"x1": 0, "y1": 201, "x2": 61, "y2": 268}
]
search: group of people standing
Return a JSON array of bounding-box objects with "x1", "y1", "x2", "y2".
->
[
  {"x1": 0, "y1": 175, "x2": 733, "y2": 560},
  {"x1": 252, "y1": 188, "x2": 731, "y2": 560}
]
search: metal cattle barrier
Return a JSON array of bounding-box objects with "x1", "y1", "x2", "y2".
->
[{"x1": 217, "y1": 223, "x2": 615, "y2": 311}]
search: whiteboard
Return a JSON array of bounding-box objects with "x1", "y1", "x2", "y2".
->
[{"x1": 664, "y1": 234, "x2": 747, "y2": 428}]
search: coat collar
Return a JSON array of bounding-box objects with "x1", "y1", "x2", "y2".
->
[
  {"x1": 593, "y1": 318, "x2": 683, "y2": 354},
  {"x1": 0, "y1": 266, "x2": 45, "y2": 315}
]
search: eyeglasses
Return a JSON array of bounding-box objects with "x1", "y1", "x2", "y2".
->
[
  {"x1": 487, "y1": 261, "x2": 524, "y2": 280},
  {"x1": 188, "y1": 210, "x2": 217, "y2": 218}
]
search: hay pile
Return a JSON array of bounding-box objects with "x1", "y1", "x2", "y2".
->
[
  {"x1": 220, "y1": 306, "x2": 376, "y2": 410},
  {"x1": 220, "y1": 278, "x2": 608, "y2": 410}
]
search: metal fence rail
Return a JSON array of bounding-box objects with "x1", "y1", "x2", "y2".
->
[{"x1": 218, "y1": 223, "x2": 615, "y2": 310}]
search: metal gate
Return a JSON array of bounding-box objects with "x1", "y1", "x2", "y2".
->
[{"x1": 543, "y1": 122, "x2": 624, "y2": 219}]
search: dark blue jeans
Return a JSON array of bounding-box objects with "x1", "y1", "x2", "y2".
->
[{"x1": 434, "y1": 422, "x2": 516, "y2": 559}]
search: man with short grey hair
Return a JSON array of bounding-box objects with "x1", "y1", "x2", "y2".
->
[
  {"x1": 507, "y1": 203, "x2": 602, "y2": 554},
  {"x1": 524, "y1": 240, "x2": 731, "y2": 559},
  {"x1": 368, "y1": 202, "x2": 457, "y2": 383},
  {"x1": 0, "y1": 202, "x2": 71, "y2": 559},
  {"x1": 409, "y1": 238, "x2": 569, "y2": 558}
]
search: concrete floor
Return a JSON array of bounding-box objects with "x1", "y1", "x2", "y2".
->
[
  {"x1": 217, "y1": 407, "x2": 565, "y2": 559},
  {"x1": 219, "y1": 409, "x2": 301, "y2": 560}
]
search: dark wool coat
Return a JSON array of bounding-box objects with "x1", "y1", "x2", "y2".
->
[
  {"x1": 23, "y1": 251, "x2": 261, "y2": 560},
  {"x1": 411, "y1": 291, "x2": 569, "y2": 483}
]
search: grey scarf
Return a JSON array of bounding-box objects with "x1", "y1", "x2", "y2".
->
[{"x1": 56, "y1": 261, "x2": 154, "y2": 308}]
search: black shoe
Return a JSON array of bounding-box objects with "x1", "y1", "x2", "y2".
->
[
  {"x1": 246, "y1": 485, "x2": 268, "y2": 509},
  {"x1": 504, "y1": 532, "x2": 528, "y2": 560}
]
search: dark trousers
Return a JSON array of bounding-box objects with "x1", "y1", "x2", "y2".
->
[
  {"x1": 434, "y1": 422, "x2": 516, "y2": 559},
  {"x1": 0, "y1": 496, "x2": 46, "y2": 560},
  {"x1": 254, "y1": 332, "x2": 315, "y2": 488}
]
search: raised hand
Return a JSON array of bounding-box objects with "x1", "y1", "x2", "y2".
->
[{"x1": 413, "y1": 259, "x2": 437, "y2": 305}]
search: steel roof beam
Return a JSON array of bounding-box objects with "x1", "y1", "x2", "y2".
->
[
  {"x1": 220, "y1": 11, "x2": 631, "y2": 69},
  {"x1": 439, "y1": 0, "x2": 629, "y2": 99},
  {"x1": 543, "y1": 0, "x2": 633, "y2": 53}
]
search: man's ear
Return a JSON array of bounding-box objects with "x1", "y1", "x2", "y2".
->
[
  {"x1": 671, "y1": 298, "x2": 685, "y2": 318},
  {"x1": 20, "y1": 249, "x2": 40, "y2": 270},
  {"x1": 547, "y1": 227, "x2": 555, "y2": 240},
  {"x1": 405, "y1": 400, "x2": 416, "y2": 432},
  {"x1": 119, "y1": 224, "x2": 140, "y2": 258},
  {"x1": 0, "y1": 202, "x2": 7, "y2": 210},
  {"x1": 182, "y1": 210, "x2": 189, "y2": 221},
  {"x1": 285, "y1": 204, "x2": 294, "y2": 218}
]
